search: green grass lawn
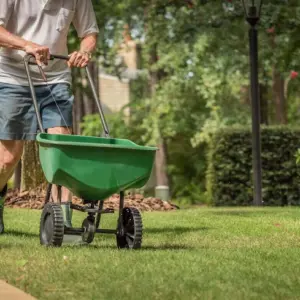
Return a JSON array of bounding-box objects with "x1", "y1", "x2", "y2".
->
[{"x1": 2, "y1": 207, "x2": 300, "y2": 300}]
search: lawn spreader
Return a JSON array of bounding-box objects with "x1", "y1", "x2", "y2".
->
[{"x1": 23, "y1": 54, "x2": 157, "y2": 249}]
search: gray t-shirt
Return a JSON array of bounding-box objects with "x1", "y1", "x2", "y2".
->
[{"x1": 0, "y1": 0, "x2": 99, "y2": 86}]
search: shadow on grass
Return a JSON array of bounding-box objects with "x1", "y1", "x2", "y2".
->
[
  {"x1": 138, "y1": 244, "x2": 193, "y2": 251},
  {"x1": 211, "y1": 210, "x2": 275, "y2": 217},
  {"x1": 0, "y1": 243, "x2": 24, "y2": 249},
  {"x1": 78, "y1": 243, "x2": 194, "y2": 251},
  {"x1": 144, "y1": 226, "x2": 210, "y2": 234},
  {"x1": 5, "y1": 229, "x2": 39, "y2": 238}
]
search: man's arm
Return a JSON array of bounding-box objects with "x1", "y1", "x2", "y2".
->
[
  {"x1": 0, "y1": 26, "x2": 50, "y2": 66},
  {"x1": 67, "y1": 0, "x2": 99, "y2": 68},
  {"x1": 68, "y1": 33, "x2": 97, "y2": 68},
  {"x1": 0, "y1": 0, "x2": 49, "y2": 66}
]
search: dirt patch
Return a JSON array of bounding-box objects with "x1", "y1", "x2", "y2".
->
[{"x1": 5, "y1": 185, "x2": 179, "y2": 212}]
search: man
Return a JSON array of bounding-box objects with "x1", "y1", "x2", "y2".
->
[{"x1": 0, "y1": 0, "x2": 99, "y2": 233}]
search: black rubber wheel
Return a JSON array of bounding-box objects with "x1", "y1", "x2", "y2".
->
[
  {"x1": 81, "y1": 218, "x2": 95, "y2": 244},
  {"x1": 40, "y1": 203, "x2": 64, "y2": 247},
  {"x1": 117, "y1": 207, "x2": 143, "y2": 249}
]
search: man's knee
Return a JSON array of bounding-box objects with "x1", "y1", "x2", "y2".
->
[
  {"x1": 0, "y1": 140, "x2": 24, "y2": 168},
  {"x1": 47, "y1": 127, "x2": 72, "y2": 135}
]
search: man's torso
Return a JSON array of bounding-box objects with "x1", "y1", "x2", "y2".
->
[{"x1": 0, "y1": 0, "x2": 77, "y2": 86}]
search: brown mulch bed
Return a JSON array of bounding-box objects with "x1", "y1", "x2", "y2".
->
[{"x1": 5, "y1": 185, "x2": 179, "y2": 212}]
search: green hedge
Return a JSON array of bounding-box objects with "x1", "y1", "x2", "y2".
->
[{"x1": 206, "y1": 126, "x2": 300, "y2": 206}]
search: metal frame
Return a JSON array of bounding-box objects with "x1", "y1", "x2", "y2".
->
[{"x1": 23, "y1": 54, "x2": 126, "y2": 238}]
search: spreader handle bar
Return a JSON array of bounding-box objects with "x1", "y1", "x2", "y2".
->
[
  {"x1": 23, "y1": 55, "x2": 45, "y2": 133},
  {"x1": 23, "y1": 53, "x2": 111, "y2": 137},
  {"x1": 50, "y1": 54, "x2": 69, "y2": 61},
  {"x1": 26, "y1": 54, "x2": 70, "y2": 65},
  {"x1": 85, "y1": 66, "x2": 110, "y2": 137}
]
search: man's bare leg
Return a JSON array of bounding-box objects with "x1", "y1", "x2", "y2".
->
[
  {"x1": 47, "y1": 127, "x2": 73, "y2": 227},
  {"x1": 0, "y1": 140, "x2": 24, "y2": 233},
  {"x1": 0, "y1": 140, "x2": 24, "y2": 190}
]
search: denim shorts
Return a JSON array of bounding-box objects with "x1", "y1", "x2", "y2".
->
[{"x1": 0, "y1": 82, "x2": 74, "y2": 140}]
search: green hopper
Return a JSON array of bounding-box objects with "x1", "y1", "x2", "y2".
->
[{"x1": 37, "y1": 133, "x2": 157, "y2": 201}]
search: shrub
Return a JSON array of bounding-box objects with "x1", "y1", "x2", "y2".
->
[{"x1": 206, "y1": 126, "x2": 300, "y2": 206}]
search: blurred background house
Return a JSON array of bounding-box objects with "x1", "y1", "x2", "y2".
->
[{"x1": 99, "y1": 24, "x2": 141, "y2": 116}]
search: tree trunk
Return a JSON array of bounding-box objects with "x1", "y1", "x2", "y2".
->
[
  {"x1": 269, "y1": 31, "x2": 287, "y2": 124},
  {"x1": 14, "y1": 161, "x2": 22, "y2": 190},
  {"x1": 155, "y1": 139, "x2": 169, "y2": 186},
  {"x1": 83, "y1": 63, "x2": 99, "y2": 116},
  {"x1": 83, "y1": 92, "x2": 93, "y2": 116},
  {"x1": 260, "y1": 83, "x2": 269, "y2": 125},
  {"x1": 90, "y1": 61, "x2": 100, "y2": 114},
  {"x1": 21, "y1": 141, "x2": 46, "y2": 191},
  {"x1": 242, "y1": 83, "x2": 268, "y2": 125},
  {"x1": 149, "y1": 43, "x2": 169, "y2": 187},
  {"x1": 73, "y1": 80, "x2": 84, "y2": 135},
  {"x1": 149, "y1": 43, "x2": 158, "y2": 95},
  {"x1": 272, "y1": 69, "x2": 287, "y2": 124}
]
